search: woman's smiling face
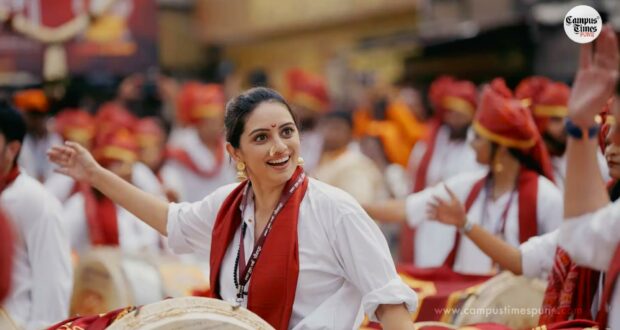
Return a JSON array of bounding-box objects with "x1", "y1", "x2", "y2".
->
[{"x1": 229, "y1": 101, "x2": 301, "y2": 187}]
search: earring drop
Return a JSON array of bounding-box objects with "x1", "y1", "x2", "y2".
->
[
  {"x1": 236, "y1": 162, "x2": 247, "y2": 181},
  {"x1": 297, "y1": 157, "x2": 305, "y2": 167}
]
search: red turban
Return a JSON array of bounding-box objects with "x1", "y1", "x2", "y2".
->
[
  {"x1": 428, "y1": 75, "x2": 478, "y2": 120},
  {"x1": 515, "y1": 76, "x2": 570, "y2": 132},
  {"x1": 176, "y1": 82, "x2": 225, "y2": 125},
  {"x1": 474, "y1": 78, "x2": 554, "y2": 181},
  {"x1": 285, "y1": 68, "x2": 330, "y2": 112},
  {"x1": 13, "y1": 89, "x2": 49, "y2": 113},
  {"x1": 93, "y1": 129, "x2": 139, "y2": 166},
  {"x1": 54, "y1": 109, "x2": 96, "y2": 145}
]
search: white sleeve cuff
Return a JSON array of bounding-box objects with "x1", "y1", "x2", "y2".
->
[{"x1": 362, "y1": 277, "x2": 419, "y2": 323}]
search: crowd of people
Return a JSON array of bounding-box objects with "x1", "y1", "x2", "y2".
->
[{"x1": 0, "y1": 22, "x2": 619, "y2": 330}]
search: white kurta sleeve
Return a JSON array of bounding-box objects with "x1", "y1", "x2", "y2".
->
[
  {"x1": 331, "y1": 211, "x2": 418, "y2": 322},
  {"x1": 26, "y1": 200, "x2": 72, "y2": 330},
  {"x1": 166, "y1": 183, "x2": 236, "y2": 255},
  {"x1": 519, "y1": 230, "x2": 558, "y2": 279},
  {"x1": 558, "y1": 201, "x2": 620, "y2": 271},
  {"x1": 535, "y1": 178, "x2": 564, "y2": 234}
]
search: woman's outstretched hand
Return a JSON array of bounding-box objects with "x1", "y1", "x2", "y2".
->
[
  {"x1": 47, "y1": 141, "x2": 102, "y2": 184},
  {"x1": 426, "y1": 184, "x2": 467, "y2": 228}
]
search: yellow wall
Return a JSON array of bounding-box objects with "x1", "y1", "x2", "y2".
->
[{"x1": 223, "y1": 12, "x2": 417, "y2": 91}]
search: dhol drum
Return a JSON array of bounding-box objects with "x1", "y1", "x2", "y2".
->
[
  {"x1": 452, "y1": 271, "x2": 547, "y2": 329},
  {"x1": 0, "y1": 308, "x2": 18, "y2": 330},
  {"x1": 107, "y1": 297, "x2": 274, "y2": 330},
  {"x1": 70, "y1": 247, "x2": 209, "y2": 316},
  {"x1": 413, "y1": 322, "x2": 458, "y2": 329}
]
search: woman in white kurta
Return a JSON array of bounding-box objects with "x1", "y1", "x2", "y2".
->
[
  {"x1": 365, "y1": 78, "x2": 563, "y2": 275},
  {"x1": 48, "y1": 87, "x2": 418, "y2": 329},
  {"x1": 557, "y1": 25, "x2": 620, "y2": 329}
]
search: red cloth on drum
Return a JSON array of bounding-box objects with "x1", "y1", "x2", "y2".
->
[
  {"x1": 209, "y1": 167, "x2": 308, "y2": 330},
  {"x1": 82, "y1": 185, "x2": 120, "y2": 246},
  {"x1": 400, "y1": 265, "x2": 491, "y2": 322},
  {"x1": 443, "y1": 168, "x2": 540, "y2": 269},
  {"x1": 46, "y1": 306, "x2": 134, "y2": 330},
  {"x1": 535, "y1": 319, "x2": 599, "y2": 329},
  {"x1": 538, "y1": 248, "x2": 599, "y2": 325}
]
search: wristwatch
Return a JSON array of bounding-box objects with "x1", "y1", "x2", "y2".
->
[
  {"x1": 565, "y1": 118, "x2": 600, "y2": 140},
  {"x1": 459, "y1": 218, "x2": 474, "y2": 235}
]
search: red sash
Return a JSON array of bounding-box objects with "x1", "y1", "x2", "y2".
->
[
  {"x1": 0, "y1": 167, "x2": 20, "y2": 302},
  {"x1": 539, "y1": 248, "x2": 600, "y2": 325},
  {"x1": 596, "y1": 243, "x2": 620, "y2": 329},
  {"x1": 166, "y1": 143, "x2": 225, "y2": 178},
  {"x1": 82, "y1": 185, "x2": 120, "y2": 246},
  {"x1": 209, "y1": 167, "x2": 308, "y2": 329},
  {"x1": 400, "y1": 120, "x2": 442, "y2": 263},
  {"x1": 0, "y1": 166, "x2": 20, "y2": 194},
  {"x1": 443, "y1": 168, "x2": 539, "y2": 268}
]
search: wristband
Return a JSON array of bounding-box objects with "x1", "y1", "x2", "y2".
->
[{"x1": 565, "y1": 118, "x2": 600, "y2": 140}]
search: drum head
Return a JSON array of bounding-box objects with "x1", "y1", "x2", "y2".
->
[
  {"x1": 108, "y1": 297, "x2": 274, "y2": 330},
  {"x1": 454, "y1": 272, "x2": 546, "y2": 329}
]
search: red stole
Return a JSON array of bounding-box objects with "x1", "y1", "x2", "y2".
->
[
  {"x1": 597, "y1": 243, "x2": 620, "y2": 329},
  {"x1": 539, "y1": 248, "x2": 600, "y2": 325},
  {"x1": 0, "y1": 167, "x2": 20, "y2": 302},
  {"x1": 443, "y1": 168, "x2": 539, "y2": 268},
  {"x1": 166, "y1": 142, "x2": 225, "y2": 178},
  {"x1": 209, "y1": 167, "x2": 308, "y2": 330},
  {"x1": 82, "y1": 184, "x2": 120, "y2": 246},
  {"x1": 400, "y1": 120, "x2": 442, "y2": 263},
  {"x1": 0, "y1": 166, "x2": 20, "y2": 194}
]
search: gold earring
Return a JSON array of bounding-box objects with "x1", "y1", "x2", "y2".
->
[
  {"x1": 297, "y1": 157, "x2": 305, "y2": 167},
  {"x1": 236, "y1": 162, "x2": 247, "y2": 181},
  {"x1": 494, "y1": 161, "x2": 504, "y2": 173}
]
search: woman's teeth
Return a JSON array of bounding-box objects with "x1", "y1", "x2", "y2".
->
[{"x1": 267, "y1": 156, "x2": 290, "y2": 166}]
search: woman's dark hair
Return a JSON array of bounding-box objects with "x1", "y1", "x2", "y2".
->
[
  {"x1": 489, "y1": 142, "x2": 545, "y2": 178},
  {"x1": 0, "y1": 101, "x2": 27, "y2": 166},
  {"x1": 507, "y1": 148, "x2": 545, "y2": 177},
  {"x1": 225, "y1": 87, "x2": 298, "y2": 148}
]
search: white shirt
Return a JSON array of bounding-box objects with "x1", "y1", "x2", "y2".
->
[
  {"x1": 160, "y1": 129, "x2": 235, "y2": 202},
  {"x1": 1, "y1": 172, "x2": 72, "y2": 330},
  {"x1": 62, "y1": 192, "x2": 162, "y2": 254},
  {"x1": 300, "y1": 130, "x2": 324, "y2": 174},
  {"x1": 559, "y1": 202, "x2": 620, "y2": 329},
  {"x1": 167, "y1": 179, "x2": 418, "y2": 329},
  {"x1": 519, "y1": 230, "x2": 558, "y2": 280},
  {"x1": 18, "y1": 133, "x2": 63, "y2": 182},
  {"x1": 407, "y1": 125, "x2": 486, "y2": 267},
  {"x1": 405, "y1": 170, "x2": 563, "y2": 274}
]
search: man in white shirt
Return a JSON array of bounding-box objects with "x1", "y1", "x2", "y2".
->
[
  {"x1": 163, "y1": 82, "x2": 235, "y2": 202},
  {"x1": 405, "y1": 76, "x2": 485, "y2": 265},
  {"x1": 0, "y1": 104, "x2": 72, "y2": 330},
  {"x1": 13, "y1": 89, "x2": 63, "y2": 183}
]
